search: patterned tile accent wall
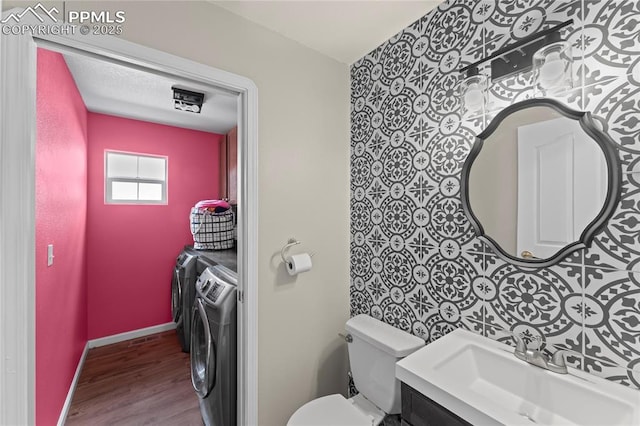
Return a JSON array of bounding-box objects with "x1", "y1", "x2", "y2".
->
[{"x1": 350, "y1": 0, "x2": 640, "y2": 390}]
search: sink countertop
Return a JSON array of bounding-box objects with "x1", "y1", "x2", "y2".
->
[
  {"x1": 396, "y1": 328, "x2": 640, "y2": 426},
  {"x1": 396, "y1": 331, "x2": 502, "y2": 426}
]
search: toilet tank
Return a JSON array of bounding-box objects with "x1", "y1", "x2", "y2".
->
[{"x1": 345, "y1": 314, "x2": 424, "y2": 414}]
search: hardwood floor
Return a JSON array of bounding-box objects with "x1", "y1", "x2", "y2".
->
[{"x1": 66, "y1": 331, "x2": 202, "y2": 425}]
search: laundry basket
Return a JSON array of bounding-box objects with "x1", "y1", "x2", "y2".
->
[{"x1": 190, "y1": 207, "x2": 235, "y2": 250}]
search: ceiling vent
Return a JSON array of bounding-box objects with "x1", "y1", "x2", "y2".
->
[{"x1": 172, "y1": 86, "x2": 204, "y2": 113}]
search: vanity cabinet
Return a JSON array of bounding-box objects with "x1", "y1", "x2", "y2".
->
[
  {"x1": 401, "y1": 383, "x2": 471, "y2": 426},
  {"x1": 219, "y1": 126, "x2": 237, "y2": 204}
]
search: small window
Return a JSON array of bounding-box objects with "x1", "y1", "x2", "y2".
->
[{"x1": 105, "y1": 151, "x2": 167, "y2": 204}]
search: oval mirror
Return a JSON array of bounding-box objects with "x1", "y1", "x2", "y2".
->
[{"x1": 461, "y1": 99, "x2": 621, "y2": 267}]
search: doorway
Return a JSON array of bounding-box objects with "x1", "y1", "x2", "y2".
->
[{"x1": 0, "y1": 10, "x2": 258, "y2": 426}]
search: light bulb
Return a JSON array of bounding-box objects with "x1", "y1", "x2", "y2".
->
[
  {"x1": 464, "y1": 83, "x2": 484, "y2": 112},
  {"x1": 539, "y1": 51, "x2": 566, "y2": 89}
]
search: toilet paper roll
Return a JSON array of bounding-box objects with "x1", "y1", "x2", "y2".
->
[{"x1": 286, "y1": 253, "x2": 313, "y2": 276}]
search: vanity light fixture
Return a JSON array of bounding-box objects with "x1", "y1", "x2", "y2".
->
[{"x1": 459, "y1": 19, "x2": 573, "y2": 95}]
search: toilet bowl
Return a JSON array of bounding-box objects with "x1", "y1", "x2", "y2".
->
[
  {"x1": 287, "y1": 314, "x2": 424, "y2": 426},
  {"x1": 288, "y1": 394, "x2": 385, "y2": 426}
]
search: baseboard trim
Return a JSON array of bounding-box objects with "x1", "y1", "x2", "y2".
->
[
  {"x1": 88, "y1": 322, "x2": 176, "y2": 348},
  {"x1": 57, "y1": 343, "x2": 89, "y2": 426}
]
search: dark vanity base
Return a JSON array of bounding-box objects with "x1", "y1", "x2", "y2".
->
[{"x1": 401, "y1": 383, "x2": 471, "y2": 426}]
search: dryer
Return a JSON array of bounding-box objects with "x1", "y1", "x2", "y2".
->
[
  {"x1": 175, "y1": 246, "x2": 235, "y2": 354},
  {"x1": 171, "y1": 247, "x2": 199, "y2": 352},
  {"x1": 195, "y1": 249, "x2": 218, "y2": 276},
  {"x1": 190, "y1": 265, "x2": 237, "y2": 426}
]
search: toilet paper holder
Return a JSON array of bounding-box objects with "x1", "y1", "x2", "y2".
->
[{"x1": 280, "y1": 238, "x2": 314, "y2": 267}]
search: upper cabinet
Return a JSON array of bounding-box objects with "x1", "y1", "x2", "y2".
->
[{"x1": 220, "y1": 126, "x2": 237, "y2": 204}]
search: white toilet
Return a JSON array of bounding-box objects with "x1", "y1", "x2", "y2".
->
[{"x1": 287, "y1": 314, "x2": 425, "y2": 426}]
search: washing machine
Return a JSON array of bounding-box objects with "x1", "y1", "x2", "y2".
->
[
  {"x1": 195, "y1": 249, "x2": 219, "y2": 276},
  {"x1": 171, "y1": 247, "x2": 199, "y2": 352},
  {"x1": 190, "y1": 264, "x2": 237, "y2": 426}
]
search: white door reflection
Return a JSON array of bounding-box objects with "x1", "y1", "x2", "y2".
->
[{"x1": 517, "y1": 117, "x2": 607, "y2": 259}]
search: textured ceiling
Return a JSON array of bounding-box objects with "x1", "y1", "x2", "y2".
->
[
  {"x1": 64, "y1": 53, "x2": 238, "y2": 135},
  {"x1": 211, "y1": 0, "x2": 443, "y2": 64}
]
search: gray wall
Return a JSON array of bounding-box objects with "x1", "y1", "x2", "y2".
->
[{"x1": 350, "y1": 0, "x2": 640, "y2": 390}]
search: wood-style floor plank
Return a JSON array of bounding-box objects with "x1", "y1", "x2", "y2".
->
[{"x1": 66, "y1": 331, "x2": 202, "y2": 425}]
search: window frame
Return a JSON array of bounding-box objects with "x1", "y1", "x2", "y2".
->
[{"x1": 105, "y1": 150, "x2": 168, "y2": 205}]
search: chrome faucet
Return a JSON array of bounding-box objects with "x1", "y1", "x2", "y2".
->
[
  {"x1": 548, "y1": 349, "x2": 573, "y2": 374},
  {"x1": 508, "y1": 331, "x2": 528, "y2": 362},
  {"x1": 506, "y1": 331, "x2": 569, "y2": 374}
]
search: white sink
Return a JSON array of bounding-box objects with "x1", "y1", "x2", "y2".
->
[{"x1": 396, "y1": 328, "x2": 640, "y2": 426}]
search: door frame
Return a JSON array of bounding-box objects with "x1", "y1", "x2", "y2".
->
[{"x1": 0, "y1": 8, "x2": 258, "y2": 425}]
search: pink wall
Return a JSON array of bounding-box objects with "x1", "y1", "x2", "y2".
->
[
  {"x1": 36, "y1": 49, "x2": 88, "y2": 425},
  {"x1": 35, "y1": 49, "x2": 221, "y2": 423},
  {"x1": 86, "y1": 113, "x2": 223, "y2": 339}
]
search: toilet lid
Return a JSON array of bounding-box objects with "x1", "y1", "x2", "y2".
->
[{"x1": 288, "y1": 394, "x2": 373, "y2": 426}]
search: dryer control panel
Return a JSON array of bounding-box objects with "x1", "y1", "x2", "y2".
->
[
  {"x1": 203, "y1": 280, "x2": 225, "y2": 303},
  {"x1": 177, "y1": 251, "x2": 197, "y2": 268},
  {"x1": 196, "y1": 265, "x2": 237, "y2": 305}
]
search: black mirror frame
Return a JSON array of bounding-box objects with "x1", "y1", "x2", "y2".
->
[{"x1": 460, "y1": 98, "x2": 622, "y2": 268}]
